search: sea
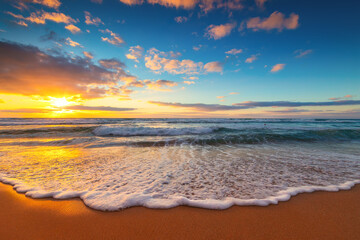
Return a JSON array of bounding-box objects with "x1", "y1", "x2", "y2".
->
[{"x1": 0, "y1": 118, "x2": 359, "y2": 210}]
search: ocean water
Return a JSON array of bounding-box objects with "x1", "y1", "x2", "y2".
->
[{"x1": 0, "y1": 118, "x2": 359, "y2": 210}]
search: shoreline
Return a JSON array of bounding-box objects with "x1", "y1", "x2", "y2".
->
[
  {"x1": 2, "y1": 176, "x2": 359, "y2": 210},
  {"x1": 1, "y1": 183, "x2": 359, "y2": 239}
]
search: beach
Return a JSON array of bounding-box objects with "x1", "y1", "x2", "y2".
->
[{"x1": 1, "y1": 183, "x2": 359, "y2": 240}]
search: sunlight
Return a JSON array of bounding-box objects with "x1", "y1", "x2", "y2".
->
[{"x1": 49, "y1": 97, "x2": 71, "y2": 108}]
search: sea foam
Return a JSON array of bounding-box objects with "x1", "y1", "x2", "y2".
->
[{"x1": 1, "y1": 174, "x2": 359, "y2": 210}]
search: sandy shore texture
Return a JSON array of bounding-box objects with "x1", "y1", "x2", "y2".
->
[{"x1": 0, "y1": 183, "x2": 359, "y2": 240}]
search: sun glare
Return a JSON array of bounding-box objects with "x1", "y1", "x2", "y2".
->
[{"x1": 50, "y1": 97, "x2": 71, "y2": 108}]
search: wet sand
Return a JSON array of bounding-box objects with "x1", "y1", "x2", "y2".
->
[{"x1": 0, "y1": 183, "x2": 359, "y2": 240}]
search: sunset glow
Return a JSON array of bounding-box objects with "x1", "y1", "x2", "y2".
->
[
  {"x1": 49, "y1": 97, "x2": 72, "y2": 108},
  {"x1": 0, "y1": 0, "x2": 359, "y2": 118}
]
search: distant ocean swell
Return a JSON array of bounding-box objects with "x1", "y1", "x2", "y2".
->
[{"x1": 0, "y1": 126, "x2": 359, "y2": 146}]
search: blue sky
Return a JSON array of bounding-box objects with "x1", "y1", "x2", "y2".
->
[{"x1": 0, "y1": 0, "x2": 359, "y2": 118}]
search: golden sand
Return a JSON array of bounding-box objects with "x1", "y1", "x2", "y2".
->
[{"x1": 0, "y1": 183, "x2": 359, "y2": 240}]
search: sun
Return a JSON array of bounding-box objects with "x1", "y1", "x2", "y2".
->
[{"x1": 49, "y1": 97, "x2": 71, "y2": 108}]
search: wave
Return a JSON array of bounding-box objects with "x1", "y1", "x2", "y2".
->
[
  {"x1": 1, "y1": 175, "x2": 359, "y2": 210},
  {"x1": 0, "y1": 126, "x2": 95, "y2": 135},
  {"x1": 93, "y1": 126, "x2": 360, "y2": 139},
  {"x1": 93, "y1": 126, "x2": 218, "y2": 137}
]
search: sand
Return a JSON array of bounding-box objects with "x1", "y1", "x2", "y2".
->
[{"x1": 0, "y1": 183, "x2": 359, "y2": 240}]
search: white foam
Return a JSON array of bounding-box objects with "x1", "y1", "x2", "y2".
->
[{"x1": 0, "y1": 174, "x2": 359, "y2": 211}]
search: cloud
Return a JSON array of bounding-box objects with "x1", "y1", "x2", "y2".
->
[
  {"x1": 98, "y1": 58, "x2": 126, "y2": 69},
  {"x1": 85, "y1": 11, "x2": 104, "y2": 26},
  {"x1": 183, "y1": 81, "x2": 195, "y2": 85},
  {"x1": 13, "y1": 0, "x2": 61, "y2": 9},
  {"x1": 126, "y1": 45, "x2": 144, "y2": 62},
  {"x1": 83, "y1": 51, "x2": 94, "y2": 59},
  {"x1": 100, "y1": 29, "x2": 125, "y2": 46},
  {"x1": 295, "y1": 49, "x2": 312, "y2": 58},
  {"x1": 148, "y1": 101, "x2": 243, "y2": 111},
  {"x1": 193, "y1": 45, "x2": 202, "y2": 51},
  {"x1": 145, "y1": 48, "x2": 203, "y2": 75},
  {"x1": 91, "y1": 0, "x2": 103, "y2": 3},
  {"x1": 40, "y1": 30, "x2": 63, "y2": 42},
  {"x1": 65, "y1": 24, "x2": 81, "y2": 34},
  {"x1": 217, "y1": 96, "x2": 225, "y2": 99},
  {"x1": 225, "y1": 48, "x2": 242, "y2": 55},
  {"x1": 270, "y1": 63, "x2": 285, "y2": 72},
  {"x1": 14, "y1": 21, "x2": 28, "y2": 27},
  {"x1": 205, "y1": 22, "x2": 236, "y2": 40},
  {"x1": 0, "y1": 108, "x2": 54, "y2": 113},
  {"x1": 149, "y1": 99, "x2": 360, "y2": 112},
  {"x1": 204, "y1": 61, "x2": 223, "y2": 72},
  {"x1": 0, "y1": 41, "x2": 135, "y2": 99},
  {"x1": 229, "y1": 92, "x2": 239, "y2": 95},
  {"x1": 329, "y1": 95, "x2": 354, "y2": 101},
  {"x1": 64, "y1": 105, "x2": 136, "y2": 111},
  {"x1": 145, "y1": 48, "x2": 223, "y2": 75},
  {"x1": 65, "y1": 37, "x2": 82, "y2": 47},
  {"x1": 255, "y1": 0, "x2": 267, "y2": 8},
  {"x1": 174, "y1": 16, "x2": 188, "y2": 23},
  {"x1": 7, "y1": 10, "x2": 76, "y2": 25},
  {"x1": 0, "y1": 99, "x2": 4, "y2": 103},
  {"x1": 116, "y1": 0, "x2": 243, "y2": 13},
  {"x1": 245, "y1": 54, "x2": 258, "y2": 63},
  {"x1": 266, "y1": 108, "x2": 313, "y2": 114},
  {"x1": 233, "y1": 100, "x2": 360, "y2": 108},
  {"x1": 144, "y1": 79, "x2": 178, "y2": 91},
  {"x1": 246, "y1": 11, "x2": 299, "y2": 31}
]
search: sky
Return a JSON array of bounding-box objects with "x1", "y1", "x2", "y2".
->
[{"x1": 0, "y1": 0, "x2": 359, "y2": 118}]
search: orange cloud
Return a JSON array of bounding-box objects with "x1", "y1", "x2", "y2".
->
[
  {"x1": 225, "y1": 48, "x2": 242, "y2": 55},
  {"x1": 245, "y1": 54, "x2": 259, "y2": 63},
  {"x1": 65, "y1": 37, "x2": 82, "y2": 47},
  {"x1": 15, "y1": 21, "x2": 28, "y2": 27},
  {"x1": 84, "y1": 11, "x2": 104, "y2": 26},
  {"x1": 183, "y1": 81, "x2": 195, "y2": 85},
  {"x1": 65, "y1": 24, "x2": 81, "y2": 34},
  {"x1": 270, "y1": 63, "x2": 285, "y2": 72},
  {"x1": 126, "y1": 45, "x2": 144, "y2": 62},
  {"x1": 7, "y1": 11, "x2": 76, "y2": 25},
  {"x1": 246, "y1": 12, "x2": 299, "y2": 31},
  {"x1": 0, "y1": 41, "x2": 135, "y2": 100},
  {"x1": 143, "y1": 79, "x2": 178, "y2": 91},
  {"x1": 100, "y1": 29, "x2": 125, "y2": 45},
  {"x1": 205, "y1": 22, "x2": 236, "y2": 40},
  {"x1": 13, "y1": 0, "x2": 61, "y2": 9},
  {"x1": 119, "y1": 0, "x2": 144, "y2": 5},
  {"x1": 83, "y1": 51, "x2": 94, "y2": 59},
  {"x1": 147, "y1": 0, "x2": 196, "y2": 9}
]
